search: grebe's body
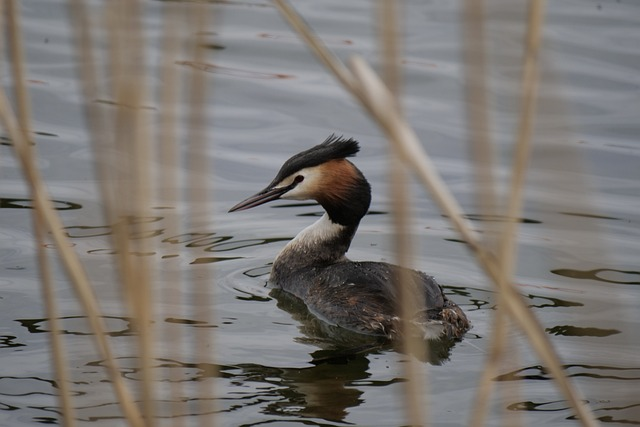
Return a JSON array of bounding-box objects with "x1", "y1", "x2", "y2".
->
[{"x1": 230, "y1": 136, "x2": 469, "y2": 340}]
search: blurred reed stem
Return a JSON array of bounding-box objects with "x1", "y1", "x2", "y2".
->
[
  {"x1": 378, "y1": 0, "x2": 428, "y2": 425},
  {"x1": 462, "y1": 1, "x2": 514, "y2": 425},
  {"x1": 105, "y1": 1, "x2": 157, "y2": 421},
  {"x1": 184, "y1": 3, "x2": 217, "y2": 425},
  {"x1": 4, "y1": 2, "x2": 76, "y2": 425},
  {"x1": 158, "y1": 3, "x2": 187, "y2": 426}
]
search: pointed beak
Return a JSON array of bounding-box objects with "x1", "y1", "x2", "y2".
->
[{"x1": 228, "y1": 185, "x2": 291, "y2": 212}]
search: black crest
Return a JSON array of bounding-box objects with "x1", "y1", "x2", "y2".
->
[{"x1": 270, "y1": 135, "x2": 360, "y2": 184}]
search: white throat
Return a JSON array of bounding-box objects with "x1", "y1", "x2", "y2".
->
[{"x1": 274, "y1": 213, "x2": 349, "y2": 264}]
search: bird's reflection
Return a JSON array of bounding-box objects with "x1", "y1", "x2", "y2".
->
[
  {"x1": 217, "y1": 289, "x2": 464, "y2": 423},
  {"x1": 218, "y1": 355, "x2": 371, "y2": 422},
  {"x1": 270, "y1": 288, "x2": 462, "y2": 366}
]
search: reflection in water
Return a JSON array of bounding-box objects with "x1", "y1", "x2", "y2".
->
[
  {"x1": 581, "y1": 403, "x2": 640, "y2": 425},
  {"x1": 552, "y1": 268, "x2": 640, "y2": 285},
  {"x1": 559, "y1": 212, "x2": 621, "y2": 220},
  {"x1": 219, "y1": 358, "x2": 372, "y2": 422},
  {"x1": 203, "y1": 238, "x2": 290, "y2": 253},
  {"x1": 164, "y1": 317, "x2": 218, "y2": 328},
  {"x1": 0, "y1": 376, "x2": 63, "y2": 397},
  {"x1": 175, "y1": 60, "x2": 294, "y2": 79},
  {"x1": 94, "y1": 99, "x2": 156, "y2": 110},
  {"x1": 258, "y1": 32, "x2": 354, "y2": 46},
  {"x1": 446, "y1": 285, "x2": 584, "y2": 312},
  {"x1": 546, "y1": 325, "x2": 620, "y2": 337},
  {"x1": 163, "y1": 233, "x2": 289, "y2": 253},
  {"x1": 508, "y1": 399, "x2": 580, "y2": 412},
  {"x1": 242, "y1": 265, "x2": 272, "y2": 278},
  {"x1": 61, "y1": 218, "x2": 291, "y2": 264},
  {"x1": 524, "y1": 294, "x2": 583, "y2": 309},
  {"x1": 0, "y1": 335, "x2": 26, "y2": 348},
  {"x1": 0, "y1": 375, "x2": 67, "y2": 425},
  {"x1": 495, "y1": 364, "x2": 640, "y2": 382},
  {"x1": 0, "y1": 197, "x2": 82, "y2": 210},
  {"x1": 509, "y1": 400, "x2": 640, "y2": 425},
  {"x1": 191, "y1": 256, "x2": 243, "y2": 264},
  {"x1": 271, "y1": 289, "x2": 462, "y2": 366},
  {"x1": 463, "y1": 213, "x2": 543, "y2": 224},
  {"x1": 446, "y1": 285, "x2": 493, "y2": 311},
  {"x1": 16, "y1": 315, "x2": 135, "y2": 337},
  {"x1": 496, "y1": 364, "x2": 640, "y2": 424},
  {"x1": 64, "y1": 216, "x2": 163, "y2": 239}
]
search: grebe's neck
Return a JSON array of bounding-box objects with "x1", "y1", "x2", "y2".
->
[{"x1": 272, "y1": 213, "x2": 356, "y2": 276}]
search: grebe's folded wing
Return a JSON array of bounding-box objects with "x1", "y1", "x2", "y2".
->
[{"x1": 300, "y1": 261, "x2": 453, "y2": 338}]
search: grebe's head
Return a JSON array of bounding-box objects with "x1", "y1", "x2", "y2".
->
[{"x1": 229, "y1": 135, "x2": 369, "y2": 216}]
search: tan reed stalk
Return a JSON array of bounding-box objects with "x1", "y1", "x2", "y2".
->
[
  {"x1": 461, "y1": 0, "x2": 499, "y2": 234},
  {"x1": 66, "y1": 0, "x2": 119, "y2": 215},
  {"x1": 390, "y1": 152, "x2": 427, "y2": 426},
  {"x1": 378, "y1": 1, "x2": 427, "y2": 425},
  {"x1": 103, "y1": 1, "x2": 157, "y2": 423},
  {"x1": 272, "y1": 1, "x2": 598, "y2": 425},
  {"x1": 484, "y1": 2, "x2": 546, "y2": 425},
  {"x1": 184, "y1": 4, "x2": 217, "y2": 425},
  {"x1": 158, "y1": 3, "x2": 187, "y2": 426},
  {"x1": 4, "y1": 2, "x2": 76, "y2": 425},
  {"x1": 273, "y1": 0, "x2": 357, "y2": 92},
  {"x1": 462, "y1": 1, "x2": 514, "y2": 425},
  {"x1": 34, "y1": 227, "x2": 76, "y2": 427}
]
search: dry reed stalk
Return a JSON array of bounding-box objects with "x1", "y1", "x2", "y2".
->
[
  {"x1": 461, "y1": 1, "x2": 515, "y2": 425},
  {"x1": 272, "y1": 1, "x2": 598, "y2": 425},
  {"x1": 66, "y1": 0, "x2": 119, "y2": 217},
  {"x1": 33, "y1": 228, "x2": 76, "y2": 427},
  {"x1": 273, "y1": 0, "x2": 357, "y2": 92},
  {"x1": 390, "y1": 152, "x2": 427, "y2": 426},
  {"x1": 462, "y1": 0, "x2": 498, "y2": 220},
  {"x1": 158, "y1": 3, "x2": 187, "y2": 426},
  {"x1": 378, "y1": 1, "x2": 427, "y2": 425},
  {"x1": 184, "y1": 3, "x2": 217, "y2": 425},
  {"x1": 104, "y1": 1, "x2": 157, "y2": 421},
  {"x1": 4, "y1": 2, "x2": 76, "y2": 425}
]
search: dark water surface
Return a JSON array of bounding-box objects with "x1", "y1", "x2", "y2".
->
[{"x1": 1, "y1": 0, "x2": 639, "y2": 426}]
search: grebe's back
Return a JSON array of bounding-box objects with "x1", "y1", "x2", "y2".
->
[{"x1": 279, "y1": 260, "x2": 469, "y2": 340}]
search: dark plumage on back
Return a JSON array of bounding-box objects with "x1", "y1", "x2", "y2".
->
[{"x1": 269, "y1": 135, "x2": 359, "y2": 186}]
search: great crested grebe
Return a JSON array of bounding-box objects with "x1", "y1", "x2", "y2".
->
[{"x1": 229, "y1": 135, "x2": 470, "y2": 340}]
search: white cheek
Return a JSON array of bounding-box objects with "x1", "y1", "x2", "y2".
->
[
  {"x1": 281, "y1": 179, "x2": 313, "y2": 200},
  {"x1": 280, "y1": 167, "x2": 322, "y2": 200},
  {"x1": 281, "y1": 188, "x2": 305, "y2": 200}
]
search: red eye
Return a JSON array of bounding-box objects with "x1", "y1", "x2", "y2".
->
[{"x1": 294, "y1": 175, "x2": 304, "y2": 183}]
